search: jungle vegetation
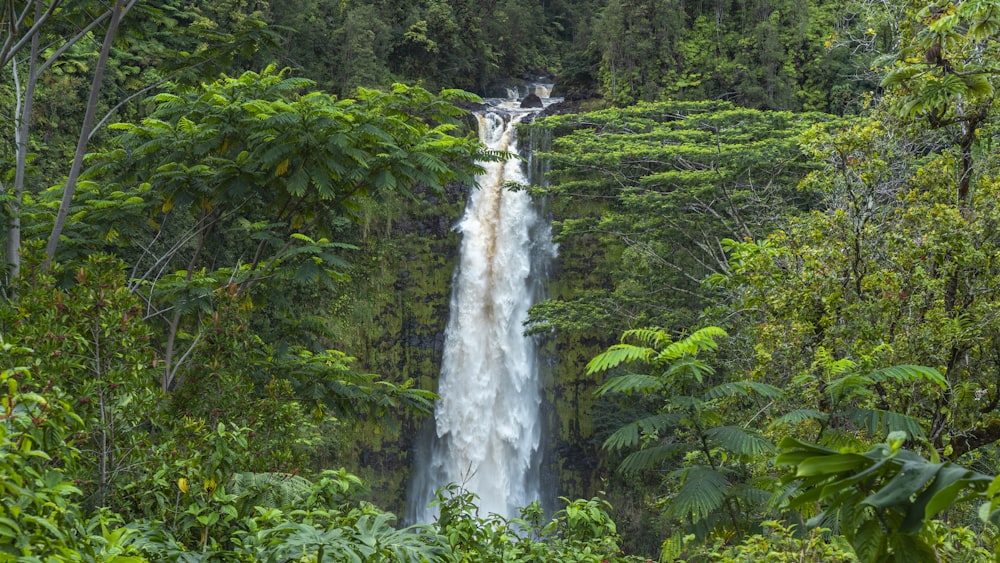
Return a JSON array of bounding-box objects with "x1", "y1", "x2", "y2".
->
[{"x1": 4, "y1": 0, "x2": 1000, "y2": 561}]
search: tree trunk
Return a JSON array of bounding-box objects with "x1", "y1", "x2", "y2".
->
[
  {"x1": 42, "y1": 0, "x2": 129, "y2": 270},
  {"x1": 7, "y1": 0, "x2": 43, "y2": 281}
]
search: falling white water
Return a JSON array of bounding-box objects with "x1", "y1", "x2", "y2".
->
[{"x1": 409, "y1": 93, "x2": 558, "y2": 522}]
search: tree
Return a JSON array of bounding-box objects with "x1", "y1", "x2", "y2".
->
[
  {"x1": 588, "y1": 326, "x2": 781, "y2": 538},
  {"x1": 61, "y1": 67, "x2": 492, "y2": 392},
  {"x1": 0, "y1": 0, "x2": 62, "y2": 69},
  {"x1": 716, "y1": 103, "x2": 1000, "y2": 460},
  {"x1": 41, "y1": 0, "x2": 130, "y2": 271},
  {"x1": 3, "y1": 0, "x2": 120, "y2": 279},
  {"x1": 525, "y1": 101, "x2": 834, "y2": 334},
  {"x1": 591, "y1": 0, "x2": 861, "y2": 110},
  {"x1": 2, "y1": 0, "x2": 279, "y2": 281},
  {"x1": 0, "y1": 338, "x2": 88, "y2": 559},
  {"x1": 878, "y1": 0, "x2": 1000, "y2": 203}
]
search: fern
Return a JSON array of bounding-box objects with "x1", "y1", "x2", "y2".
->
[
  {"x1": 665, "y1": 465, "x2": 728, "y2": 523},
  {"x1": 702, "y1": 381, "x2": 783, "y2": 401},
  {"x1": 621, "y1": 327, "x2": 671, "y2": 349},
  {"x1": 229, "y1": 472, "x2": 313, "y2": 510},
  {"x1": 602, "y1": 413, "x2": 683, "y2": 450},
  {"x1": 659, "y1": 533, "x2": 688, "y2": 563},
  {"x1": 617, "y1": 443, "x2": 691, "y2": 474},
  {"x1": 586, "y1": 344, "x2": 653, "y2": 374},
  {"x1": 845, "y1": 407, "x2": 927, "y2": 440},
  {"x1": 825, "y1": 373, "x2": 875, "y2": 402},
  {"x1": 595, "y1": 373, "x2": 663, "y2": 396},
  {"x1": 656, "y1": 326, "x2": 727, "y2": 362},
  {"x1": 705, "y1": 425, "x2": 776, "y2": 457},
  {"x1": 768, "y1": 408, "x2": 828, "y2": 430},
  {"x1": 664, "y1": 356, "x2": 715, "y2": 384},
  {"x1": 869, "y1": 365, "x2": 947, "y2": 390}
]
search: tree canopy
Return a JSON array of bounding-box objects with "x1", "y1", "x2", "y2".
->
[{"x1": 7, "y1": 0, "x2": 1000, "y2": 560}]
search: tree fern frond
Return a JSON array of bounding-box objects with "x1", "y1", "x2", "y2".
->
[
  {"x1": 768, "y1": 408, "x2": 828, "y2": 430},
  {"x1": 664, "y1": 356, "x2": 714, "y2": 384},
  {"x1": 621, "y1": 328, "x2": 671, "y2": 349},
  {"x1": 438, "y1": 88, "x2": 483, "y2": 103},
  {"x1": 595, "y1": 373, "x2": 663, "y2": 396},
  {"x1": 230, "y1": 472, "x2": 313, "y2": 509},
  {"x1": 617, "y1": 443, "x2": 691, "y2": 474},
  {"x1": 586, "y1": 344, "x2": 654, "y2": 374},
  {"x1": 869, "y1": 365, "x2": 947, "y2": 390},
  {"x1": 604, "y1": 421, "x2": 640, "y2": 451},
  {"x1": 845, "y1": 408, "x2": 928, "y2": 440},
  {"x1": 664, "y1": 465, "x2": 728, "y2": 523},
  {"x1": 656, "y1": 326, "x2": 727, "y2": 362},
  {"x1": 825, "y1": 373, "x2": 874, "y2": 401},
  {"x1": 702, "y1": 381, "x2": 783, "y2": 401},
  {"x1": 730, "y1": 483, "x2": 773, "y2": 506},
  {"x1": 811, "y1": 347, "x2": 857, "y2": 377},
  {"x1": 705, "y1": 425, "x2": 776, "y2": 457},
  {"x1": 603, "y1": 413, "x2": 683, "y2": 450}
]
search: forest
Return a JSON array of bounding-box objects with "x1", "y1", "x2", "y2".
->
[{"x1": 3, "y1": 0, "x2": 1000, "y2": 561}]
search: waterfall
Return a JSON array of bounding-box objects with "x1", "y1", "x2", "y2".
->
[{"x1": 409, "y1": 92, "x2": 558, "y2": 522}]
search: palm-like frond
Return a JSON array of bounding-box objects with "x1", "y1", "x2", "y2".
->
[
  {"x1": 706, "y1": 425, "x2": 776, "y2": 457},
  {"x1": 621, "y1": 328, "x2": 672, "y2": 349},
  {"x1": 845, "y1": 407, "x2": 928, "y2": 440},
  {"x1": 602, "y1": 413, "x2": 684, "y2": 450},
  {"x1": 702, "y1": 381, "x2": 783, "y2": 401},
  {"x1": 617, "y1": 442, "x2": 691, "y2": 474},
  {"x1": 595, "y1": 373, "x2": 663, "y2": 396},
  {"x1": 826, "y1": 373, "x2": 875, "y2": 402},
  {"x1": 230, "y1": 472, "x2": 313, "y2": 510},
  {"x1": 663, "y1": 356, "x2": 715, "y2": 384},
  {"x1": 586, "y1": 344, "x2": 654, "y2": 374},
  {"x1": 655, "y1": 326, "x2": 727, "y2": 362},
  {"x1": 664, "y1": 465, "x2": 728, "y2": 523},
  {"x1": 768, "y1": 408, "x2": 828, "y2": 430},
  {"x1": 869, "y1": 365, "x2": 947, "y2": 390}
]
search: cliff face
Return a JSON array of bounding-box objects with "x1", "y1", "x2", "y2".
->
[{"x1": 327, "y1": 180, "x2": 466, "y2": 515}]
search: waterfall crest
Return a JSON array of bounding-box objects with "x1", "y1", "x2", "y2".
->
[{"x1": 409, "y1": 93, "x2": 557, "y2": 522}]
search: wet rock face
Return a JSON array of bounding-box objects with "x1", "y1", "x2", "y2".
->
[{"x1": 520, "y1": 93, "x2": 543, "y2": 108}]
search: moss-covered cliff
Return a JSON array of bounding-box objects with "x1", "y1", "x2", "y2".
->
[
  {"x1": 329, "y1": 133, "x2": 619, "y2": 517},
  {"x1": 325, "y1": 182, "x2": 466, "y2": 514}
]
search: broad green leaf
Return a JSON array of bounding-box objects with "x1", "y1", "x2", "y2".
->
[
  {"x1": 862, "y1": 460, "x2": 941, "y2": 509},
  {"x1": 795, "y1": 453, "x2": 869, "y2": 477},
  {"x1": 888, "y1": 532, "x2": 936, "y2": 563},
  {"x1": 853, "y1": 518, "x2": 885, "y2": 563}
]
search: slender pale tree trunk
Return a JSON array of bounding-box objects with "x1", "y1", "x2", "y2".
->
[
  {"x1": 43, "y1": 0, "x2": 131, "y2": 270},
  {"x1": 7, "y1": 0, "x2": 43, "y2": 280}
]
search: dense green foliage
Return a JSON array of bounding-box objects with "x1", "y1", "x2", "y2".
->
[
  {"x1": 590, "y1": 0, "x2": 866, "y2": 109},
  {"x1": 777, "y1": 433, "x2": 996, "y2": 562},
  {"x1": 515, "y1": 0, "x2": 1000, "y2": 558},
  {"x1": 7, "y1": 0, "x2": 1000, "y2": 560},
  {"x1": 523, "y1": 101, "x2": 832, "y2": 334}
]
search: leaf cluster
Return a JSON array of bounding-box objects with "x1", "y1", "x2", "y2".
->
[{"x1": 778, "y1": 433, "x2": 996, "y2": 562}]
